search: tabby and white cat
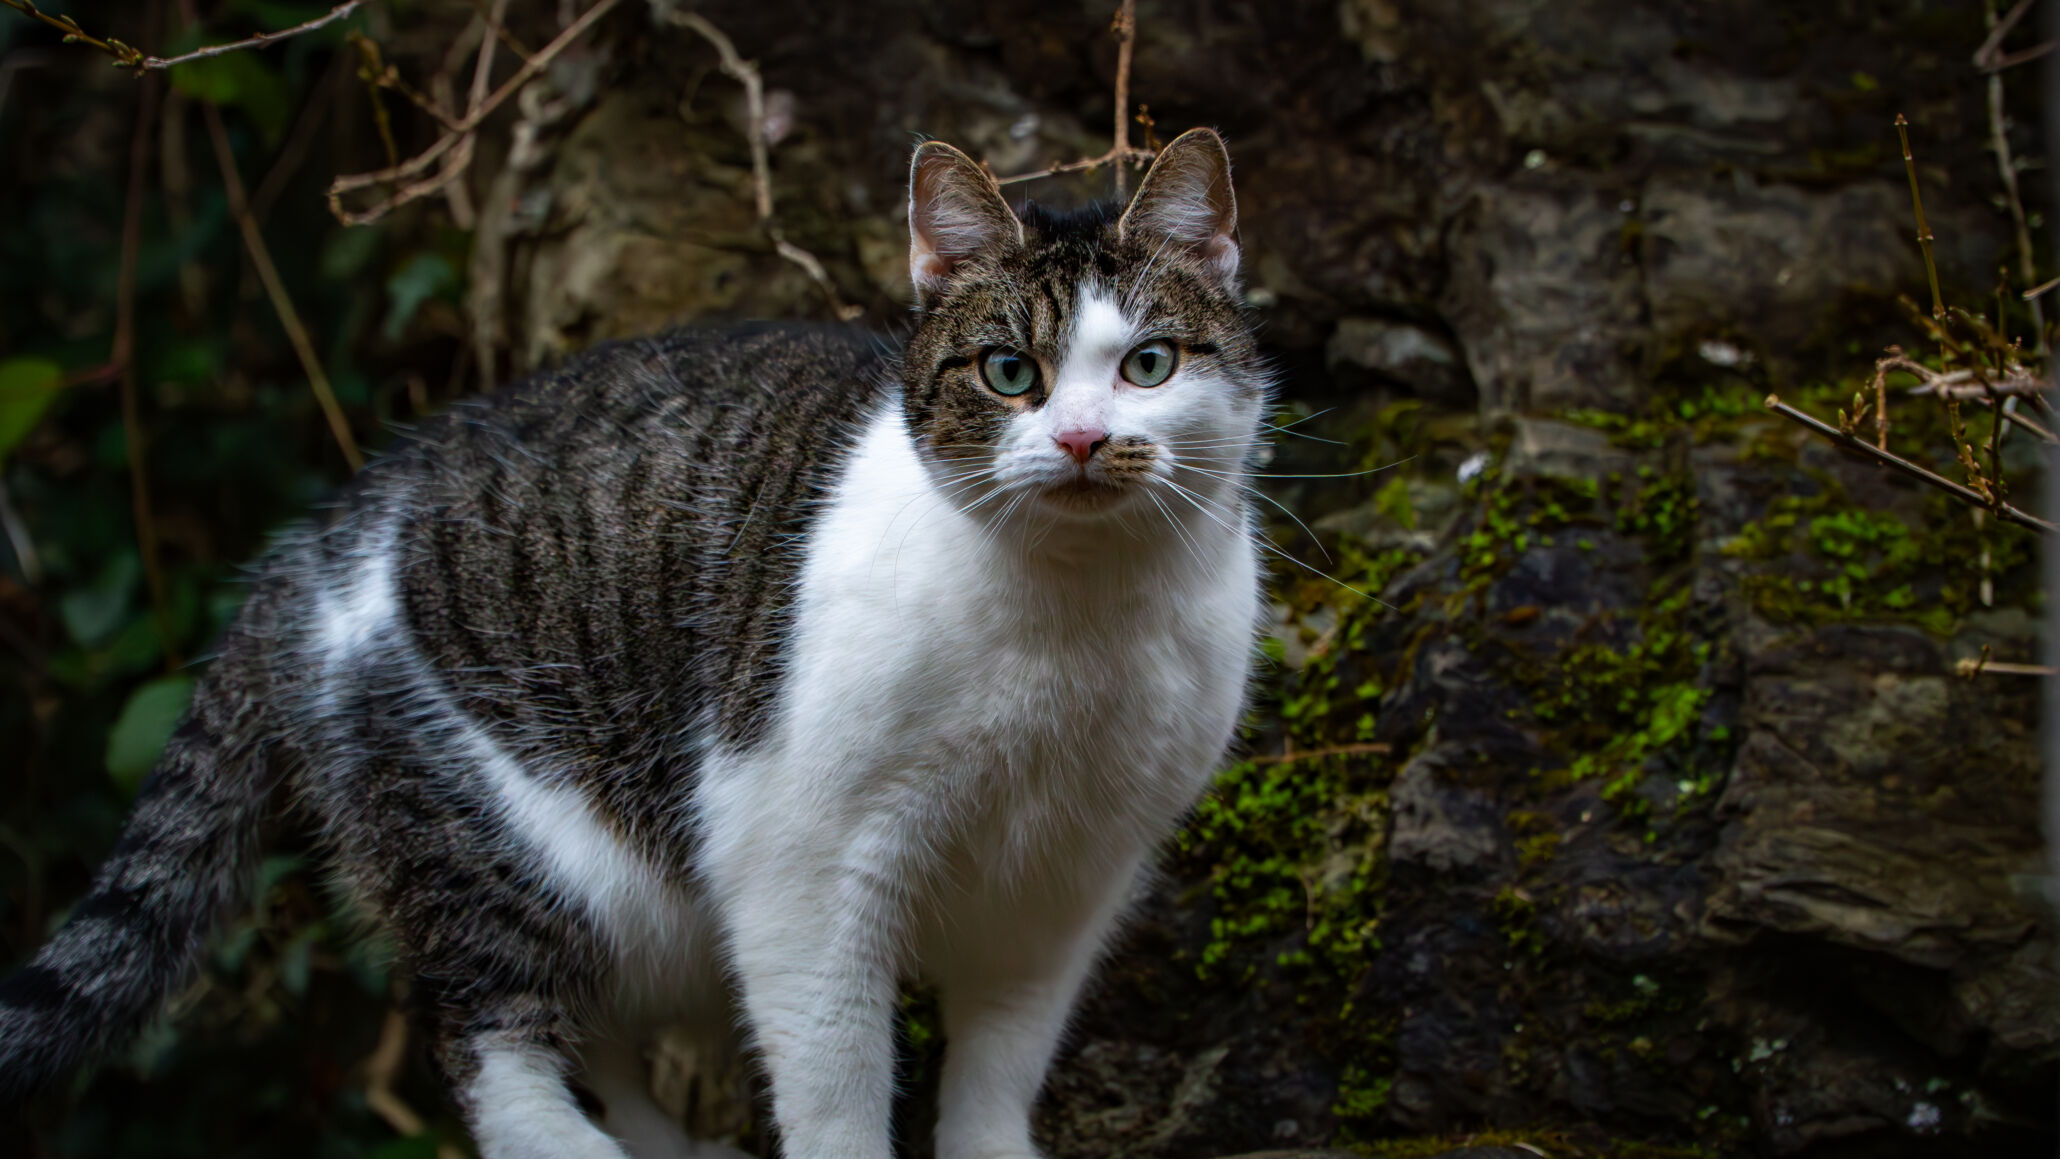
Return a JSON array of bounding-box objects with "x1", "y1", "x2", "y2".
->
[{"x1": 0, "y1": 128, "x2": 1266, "y2": 1159}]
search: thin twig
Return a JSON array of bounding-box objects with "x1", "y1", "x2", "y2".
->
[
  {"x1": 147, "y1": 1, "x2": 359, "y2": 69},
  {"x1": 1895, "y1": 115, "x2": 1946, "y2": 321},
  {"x1": 204, "y1": 103, "x2": 364, "y2": 470},
  {"x1": 1898, "y1": 364, "x2": 2050, "y2": 397},
  {"x1": 0, "y1": 0, "x2": 147, "y2": 67},
  {"x1": 251, "y1": 48, "x2": 348, "y2": 226},
  {"x1": 1765, "y1": 394, "x2": 2055, "y2": 533},
  {"x1": 1110, "y1": 0, "x2": 1136, "y2": 199},
  {"x1": 327, "y1": 0, "x2": 620, "y2": 225},
  {"x1": 363, "y1": 1008, "x2": 465, "y2": 1159},
  {"x1": 467, "y1": 0, "x2": 533, "y2": 62},
  {"x1": 670, "y1": 10, "x2": 861, "y2": 321},
  {"x1": 1984, "y1": 0, "x2": 2046, "y2": 355},
  {"x1": 116, "y1": 15, "x2": 175, "y2": 669},
  {"x1": 996, "y1": 0, "x2": 1155, "y2": 189},
  {"x1": 994, "y1": 147, "x2": 1157, "y2": 187},
  {"x1": 1972, "y1": 0, "x2": 2054, "y2": 71},
  {"x1": 0, "y1": 0, "x2": 360, "y2": 70},
  {"x1": 1249, "y1": 742, "x2": 1392, "y2": 766},
  {"x1": 1956, "y1": 657, "x2": 2057, "y2": 677}
]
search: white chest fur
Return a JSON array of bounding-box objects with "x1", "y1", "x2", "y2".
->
[{"x1": 694, "y1": 402, "x2": 1260, "y2": 967}]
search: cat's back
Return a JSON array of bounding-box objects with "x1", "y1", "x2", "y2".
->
[{"x1": 291, "y1": 322, "x2": 898, "y2": 762}]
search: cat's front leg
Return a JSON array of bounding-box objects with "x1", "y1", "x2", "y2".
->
[
  {"x1": 931, "y1": 853, "x2": 1146, "y2": 1159},
  {"x1": 715, "y1": 813, "x2": 911, "y2": 1159}
]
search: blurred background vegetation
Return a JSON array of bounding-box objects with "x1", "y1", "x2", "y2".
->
[{"x1": 0, "y1": 1, "x2": 2055, "y2": 1157}]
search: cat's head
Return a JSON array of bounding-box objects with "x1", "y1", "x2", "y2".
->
[{"x1": 899, "y1": 129, "x2": 1266, "y2": 529}]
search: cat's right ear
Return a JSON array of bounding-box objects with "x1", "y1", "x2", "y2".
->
[{"x1": 908, "y1": 141, "x2": 1023, "y2": 305}]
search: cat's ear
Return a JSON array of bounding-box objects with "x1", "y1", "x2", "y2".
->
[
  {"x1": 1118, "y1": 127, "x2": 1240, "y2": 291},
  {"x1": 908, "y1": 141, "x2": 1023, "y2": 304}
]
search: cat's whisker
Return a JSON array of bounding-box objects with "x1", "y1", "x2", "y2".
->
[
  {"x1": 1169, "y1": 461, "x2": 1329, "y2": 564},
  {"x1": 1154, "y1": 475, "x2": 1392, "y2": 610}
]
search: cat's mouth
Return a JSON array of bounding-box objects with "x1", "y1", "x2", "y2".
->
[{"x1": 1037, "y1": 474, "x2": 1131, "y2": 513}]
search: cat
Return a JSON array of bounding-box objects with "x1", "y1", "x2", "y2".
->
[{"x1": 0, "y1": 127, "x2": 1266, "y2": 1159}]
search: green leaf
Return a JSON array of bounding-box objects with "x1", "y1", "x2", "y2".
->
[
  {"x1": 382, "y1": 252, "x2": 458, "y2": 341},
  {"x1": 59, "y1": 552, "x2": 141, "y2": 648},
  {"x1": 0, "y1": 357, "x2": 64, "y2": 462},
  {"x1": 170, "y1": 51, "x2": 292, "y2": 145},
  {"x1": 105, "y1": 675, "x2": 197, "y2": 795},
  {"x1": 320, "y1": 224, "x2": 383, "y2": 279}
]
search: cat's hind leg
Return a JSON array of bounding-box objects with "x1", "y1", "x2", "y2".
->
[{"x1": 438, "y1": 1005, "x2": 632, "y2": 1159}]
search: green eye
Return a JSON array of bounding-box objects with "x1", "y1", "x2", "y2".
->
[
  {"x1": 1120, "y1": 339, "x2": 1179, "y2": 387},
  {"x1": 980, "y1": 348, "x2": 1039, "y2": 397}
]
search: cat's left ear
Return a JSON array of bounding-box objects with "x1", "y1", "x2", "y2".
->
[
  {"x1": 908, "y1": 140, "x2": 1024, "y2": 305},
  {"x1": 1117, "y1": 127, "x2": 1240, "y2": 291}
]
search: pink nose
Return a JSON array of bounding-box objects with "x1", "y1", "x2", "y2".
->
[{"x1": 1055, "y1": 428, "x2": 1108, "y2": 464}]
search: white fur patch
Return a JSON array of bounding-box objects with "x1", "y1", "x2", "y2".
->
[
  {"x1": 692, "y1": 395, "x2": 1264, "y2": 1159},
  {"x1": 314, "y1": 528, "x2": 397, "y2": 663},
  {"x1": 469, "y1": 1045, "x2": 630, "y2": 1159},
  {"x1": 467, "y1": 726, "x2": 712, "y2": 1016}
]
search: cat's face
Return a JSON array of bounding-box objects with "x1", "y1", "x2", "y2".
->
[{"x1": 900, "y1": 130, "x2": 1266, "y2": 528}]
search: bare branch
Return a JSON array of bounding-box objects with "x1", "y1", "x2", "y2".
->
[
  {"x1": 148, "y1": 1, "x2": 360, "y2": 70},
  {"x1": 206, "y1": 104, "x2": 364, "y2": 470},
  {"x1": 1248, "y1": 742, "x2": 1392, "y2": 766},
  {"x1": 117, "y1": 54, "x2": 174, "y2": 668},
  {"x1": 1110, "y1": 0, "x2": 1136, "y2": 198},
  {"x1": 995, "y1": 0, "x2": 1155, "y2": 190},
  {"x1": 1983, "y1": 0, "x2": 2046, "y2": 355},
  {"x1": 1765, "y1": 394, "x2": 2055, "y2": 533},
  {"x1": 1972, "y1": 0, "x2": 2053, "y2": 71},
  {"x1": 669, "y1": 10, "x2": 861, "y2": 321},
  {"x1": 1895, "y1": 115, "x2": 1946, "y2": 321},
  {"x1": 1956, "y1": 657, "x2": 2057, "y2": 677},
  {"x1": 328, "y1": 0, "x2": 621, "y2": 226},
  {"x1": 0, "y1": 0, "x2": 360, "y2": 71}
]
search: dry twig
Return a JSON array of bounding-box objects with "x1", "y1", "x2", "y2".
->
[
  {"x1": 327, "y1": 0, "x2": 620, "y2": 226},
  {"x1": 1894, "y1": 115, "x2": 1945, "y2": 321},
  {"x1": 669, "y1": 10, "x2": 861, "y2": 321},
  {"x1": 204, "y1": 104, "x2": 364, "y2": 470},
  {"x1": 115, "y1": 32, "x2": 174, "y2": 668},
  {"x1": 1249, "y1": 742, "x2": 1392, "y2": 766},
  {"x1": 1982, "y1": 0, "x2": 2046, "y2": 355},
  {"x1": 1972, "y1": 0, "x2": 2054, "y2": 71},
  {"x1": 1764, "y1": 394, "x2": 2054, "y2": 533},
  {"x1": 0, "y1": 0, "x2": 360, "y2": 71},
  {"x1": 363, "y1": 1008, "x2": 464, "y2": 1159},
  {"x1": 995, "y1": 0, "x2": 1156, "y2": 188}
]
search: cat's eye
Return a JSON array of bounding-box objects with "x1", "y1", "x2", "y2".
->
[
  {"x1": 980, "y1": 348, "x2": 1039, "y2": 397},
  {"x1": 1120, "y1": 340, "x2": 1179, "y2": 387}
]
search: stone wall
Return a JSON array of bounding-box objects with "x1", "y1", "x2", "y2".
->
[{"x1": 472, "y1": 2, "x2": 2055, "y2": 1153}]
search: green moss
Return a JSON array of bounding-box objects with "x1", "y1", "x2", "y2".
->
[
  {"x1": 1516, "y1": 831, "x2": 1562, "y2": 867},
  {"x1": 1728, "y1": 483, "x2": 2034, "y2": 632},
  {"x1": 1494, "y1": 885, "x2": 1546, "y2": 958},
  {"x1": 1333, "y1": 1062, "x2": 1395, "y2": 1125},
  {"x1": 1523, "y1": 583, "x2": 1721, "y2": 816},
  {"x1": 1615, "y1": 467, "x2": 1699, "y2": 565}
]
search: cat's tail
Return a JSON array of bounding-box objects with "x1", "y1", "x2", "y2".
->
[{"x1": 0, "y1": 598, "x2": 288, "y2": 1106}]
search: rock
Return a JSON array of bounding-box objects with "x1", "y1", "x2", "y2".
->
[
  {"x1": 1326, "y1": 317, "x2": 1475, "y2": 408},
  {"x1": 1389, "y1": 744, "x2": 1503, "y2": 873},
  {"x1": 1503, "y1": 416, "x2": 1635, "y2": 481},
  {"x1": 1640, "y1": 177, "x2": 1913, "y2": 369},
  {"x1": 1440, "y1": 176, "x2": 1646, "y2": 412}
]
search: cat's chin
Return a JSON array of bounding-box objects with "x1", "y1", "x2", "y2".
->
[{"x1": 1034, "y1": 477, "x2": 1134, "y2": 517}]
